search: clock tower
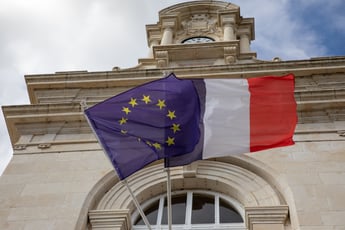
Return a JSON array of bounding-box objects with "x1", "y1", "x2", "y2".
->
[{"x1": 137, "y1": 1, "x2": 256, "y2": 69}]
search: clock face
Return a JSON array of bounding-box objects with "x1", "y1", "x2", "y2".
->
[{"x1": 182, "y1": 36, "x2": 215, "y2": 44}]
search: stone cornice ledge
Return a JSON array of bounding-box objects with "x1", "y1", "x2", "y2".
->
[
  {"x1": 25, "y1": 56, "x2": 345, "y2": 85},
  {"x1": 245, "y1": 205, "x2": 289, "y2": 230},
  {"x1": 88, "y1": 209, "x2": 131, "y2": 230}
]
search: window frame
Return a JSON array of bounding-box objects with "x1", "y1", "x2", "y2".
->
[{"x1": 132, "y1": 190, "x2": 245, "y2": 230}]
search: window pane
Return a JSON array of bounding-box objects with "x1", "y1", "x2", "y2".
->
[
  {"x1": 219, "y1": 198, "x2": 243, "y2": 223},
  {"x1": 191, "y1": 194, "x2": 214, "y2": 224},
  {"x1": 162, "y1": 194, "x2": 186, "y2": 224},
  {"x1": 135, "y1": 200, "x2": 159, "y2": 225}
]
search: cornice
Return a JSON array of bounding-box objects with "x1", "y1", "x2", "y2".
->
[
  {"x1": 3, "y1": 56, "x2": 345, "y2": 150},
  {"x1": 159, "y1": 1, "x2": 239, "y2": 16},
  {"x1": 24, "y1": 57, "x2": 345, "y2": 103},
  {"x1": 25, "y1": 56, "x2": 345, "y2": 86}
]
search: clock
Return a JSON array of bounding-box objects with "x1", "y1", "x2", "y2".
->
[{"x1": 182, "y1": 36, "x2": 215, "y2": 44}]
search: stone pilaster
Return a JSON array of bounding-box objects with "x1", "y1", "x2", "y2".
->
[{"x1": 148, "y1": 35, "x2": 160, "y2": 58}]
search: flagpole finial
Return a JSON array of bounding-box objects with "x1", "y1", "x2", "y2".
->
[{"x1": 80, "y1": 100, "x2": 88, "y2": 111}]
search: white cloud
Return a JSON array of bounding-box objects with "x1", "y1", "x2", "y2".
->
[{"x1": 230, "y1": 0, "x2": 328, "y2": 60}]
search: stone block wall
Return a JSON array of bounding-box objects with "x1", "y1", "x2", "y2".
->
[{"x1": 0, "y1": 148, "x2": 112, "y2": 230}]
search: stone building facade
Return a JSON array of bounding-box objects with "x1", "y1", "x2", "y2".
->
[{"x1": 1, "y1": 1, "x2": 345, "y2": 229}]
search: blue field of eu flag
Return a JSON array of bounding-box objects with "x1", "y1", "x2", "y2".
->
[{"x1": 84, "y1": 74, "x2": 202, "y2": 180}]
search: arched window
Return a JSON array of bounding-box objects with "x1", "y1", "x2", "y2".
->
[{"x1": 132, "y1": 190, "x2": 245, "y2": 230}]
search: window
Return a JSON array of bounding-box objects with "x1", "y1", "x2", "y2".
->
[{"x1": 133, "y1": 190, "x2": 245, "y2": 230}]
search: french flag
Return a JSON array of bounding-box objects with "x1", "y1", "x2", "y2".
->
[
  {"x1": 168, "y1": 73, "x2": 297, "y2": 166},
  {"x1": 85, "y1": 73, "x2": 297, "y2": 179},
  {"x1": 202, "y1": 74, "x2": 296, "y2": 156}
]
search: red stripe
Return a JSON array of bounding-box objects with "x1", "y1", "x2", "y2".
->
[{"x1": 248, "y1": 74, "x2": 297, "y2": 152}]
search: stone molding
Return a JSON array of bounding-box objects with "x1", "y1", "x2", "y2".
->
[
  {"x1": 245, "y1": 206, "x2": 289, "y2": 230},
  {"x1": 77, "y1": 157, "x2": 295, "y2": 229},
  {"x1": 161, "y1": 17, "x2": 176, "y2": 30},
  {"x1": 89, "y1": 209, "x2": 131, "y2": 230},
  {"x1": 151, "y1": 41, "x2": 249, "y2": 66},
  {"x1": 220, "y1": 14, "x2": 236, "y2": 26},
  {"x1": 95, "y1": 160, "x2": 285, "y2": 211},
  {"x1": 24, "y1": 58, "x2": 345, "y2": 94}
]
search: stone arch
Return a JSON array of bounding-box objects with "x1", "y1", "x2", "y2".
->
[{"x1": 76, "y1": 155, "x2": 297, "y2": 229}]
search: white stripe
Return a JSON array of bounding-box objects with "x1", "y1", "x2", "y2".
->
[{"x1": 203, "y1": 79, "x2": 250, "y2": 159}]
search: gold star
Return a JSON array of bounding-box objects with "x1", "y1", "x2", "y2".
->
[
  {"x1": 166, "y1": 137, "x2": 175, "y2": 146},
  {"x1": 119, "y1": 117, "x2": 128, "y2": 125},
  {"x1": 171, "y1": 123, "x2": 181, "y2": 133},
  {"x1": 142, "y1": 95, "x2": 151, "y2": 104},
  {"x1": 122, "y1": 107, "x2": 131, "y2": 115},
  {"x1": 152, "y1": 142, "x2": 162, "y2": 150},
  {"x1": 156, "y1": 99, "x2": 166, "y2": 110},
  {"x1": 128, "y1": 98, "x2": 138, "y2": 107},
  {"x1": 167, "y1": 110, "x2": 176, "y2": 120}
]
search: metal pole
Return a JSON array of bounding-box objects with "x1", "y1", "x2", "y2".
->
[
  {"x1": 166, "y1": 168, "x2": 172, "y2": 230},
  {"x1": 82, "y1": 101, "x2": 152, "y2": 229},
  {"x1": 123, "y1": 180, "x2": 152, "y2": 230}
]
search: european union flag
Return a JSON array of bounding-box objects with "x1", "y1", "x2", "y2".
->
[{"x1": 85, "y1": 73, "x2": 201, "y2": 180}]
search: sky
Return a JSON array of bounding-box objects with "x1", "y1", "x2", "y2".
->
[{"x1": 0, "y1": 0, "x2": 345, "y2": 175}]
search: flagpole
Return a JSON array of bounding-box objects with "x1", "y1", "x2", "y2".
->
[
  {"x1": 122, "y1": 180, "x2": 152, "y2": 230},
  {"x1": 165, "y1": 165, "x2": 173, "y2": 230},
  {"x1": 81, "y1": 100, "x2": 152, "y2": 230},
  {"x1": 162, "y1": 68, "x2": 173, "y2": 230}
]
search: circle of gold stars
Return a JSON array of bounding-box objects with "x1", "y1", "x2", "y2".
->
[{"x1": 117, "y1": 94, "x2": 181, "y2": 151}]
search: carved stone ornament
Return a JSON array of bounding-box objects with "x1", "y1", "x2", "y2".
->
[
  {"x1": 157, "y1": 59, "x2": 167, "y2": 68},
  {"x1": 224, "y1": 46, "x2": 237, "y2": 64},
  {"x1": 14, "y1": 144, "x2": 27, "y2": 150},
  {"x1": 155, "y1": 51, "x2": 169, "y2": 68},
  {"x1": 225, "y1": 55, "x2": 236, "y2": 64},
  {"x1": 224, "y1": 46, "x2": 237, "y2": 55},
  {"x1": 338, "y1": 131, "x2": 345, "y2": 137},
  {"x1": 156, "y1": 50, "x2": 169, "y2": 59},
  {"x1": 180, "y1": 14, "x2": 220, "y2": 36},
  {"x1": 38, "y1": 143, "x2": 52, "y2": 149}
]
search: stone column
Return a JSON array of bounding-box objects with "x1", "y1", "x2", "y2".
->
[
  {"x1": 223, "y1": 22, "x2": 236, "y2": 41},
  {"x1": 160, "y1": 26, "x2": 173, "y2": 45},
  {"x1": 239, "y1": 32, "x2": 251, "y2": 53},
  {"x1": 221, "y1": 14, "x2": 236, "y2": 41}
]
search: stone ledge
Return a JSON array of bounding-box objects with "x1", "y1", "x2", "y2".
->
[
  {"x1": 245, "y1": 205, "x2": 289, "y2": 230},
  {"x1": 89, "y1": 209, "x2": 131, "y2": 230}
]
